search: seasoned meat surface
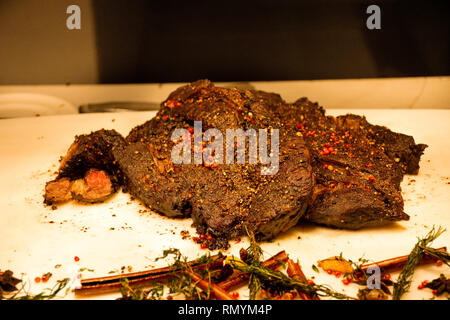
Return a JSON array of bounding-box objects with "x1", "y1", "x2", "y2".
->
[
  {"x1": 44, "y1": 129, "x2": 125, "y2": 204},
  {"x1": 44, "y1": 80, "x2": 427, "y2": 243},
  {"x1": 114, "y1": 80, "x2": 314, "y2": 245},
  {"x1": 267, "y1": 97, "x2": 427, "y2": 229},
  {"x1": 45, "y1": 81, "x2": 314, "y2": 247}
]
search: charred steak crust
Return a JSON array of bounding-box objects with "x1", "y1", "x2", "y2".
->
[
  {"x1": 113, "y1": 80, "x2": 314, "y2": 244},
  {"x1": 268, "y1": 97, "x2": 427, "y2": 229},
  {"x1": 44, "y1": 129, "x2": 125, "y2": 204},
  {"x1": 44, "y1": 79, "x2": 427, "y2": 242}
]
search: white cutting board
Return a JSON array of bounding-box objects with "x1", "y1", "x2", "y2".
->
[{"x1": 0, "y1": 110, "x2": 449, "y2": 300}]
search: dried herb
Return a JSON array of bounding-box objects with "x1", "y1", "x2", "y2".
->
[
  {"x1": 424, "y1": 274, "x2": 449, "y2": 296},
  {"x1": 230, "y1": 228, "x2": 355, "y2": 300},
  {"x1": 357, "y1": 288, "x2": 389, "y2": 300},
  {"x1": 117, "y1": 248, "x2": 222, "y2": 300},
  {"x1": 243, "y1": 226, "x2": 263, "y2": 300},
  {"x1": 2, "y1": 278, "x2": 70, "y2": 300},
  {"x1": 311, "y1": 264, "x2": 320, "y2": 273},
  {"x1": 117, "y1": 278, "x2": 164, "y2": 300},
  {"x1": 392, "y1": 226, "x2": 446, "y2": 300},
  {"x1": 0, "y1": 270, "x2": 22, "y2": 296},
  {"x1": 419, "y1": 246, "x2": 450, "y2": 267},
  {"x1": 228, "y1": 258, "x2": 355, "y2": 300}
]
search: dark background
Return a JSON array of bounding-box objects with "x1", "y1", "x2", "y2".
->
[
  {"x1": 0, "y1": 0, "x2": 448, "y2": 84},
  {"x1": 93, "y1": 0, "x2": 449, "y2": 83}
]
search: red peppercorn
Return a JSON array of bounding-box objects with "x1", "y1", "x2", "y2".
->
[
  {"x1": 327, "y1": 270, "x2": 333, "y2": 275},
  {"x1": 368, "y1": 175, "x2": 376, "y2": 182},
  {"x1": 162, "y1": 115, "x2": 168, "y2": 120},
  {"x1": 323, "y1": 164, "x2": 328, "y2": 169},
  {"x1": 188, "y1": 127, "x2": 194, "y2": 134},
  {"x1": 307, "y1": 280, "x2": 315, "y2": 285},
  {"x1": 206, "y1": 234, "x2": 213, "y2": 241},
  {"x1": 74, "y1": 256, "x2": 80, "y2": 262},
  {"x1": 200, "y1": 243, "x2": 207, "y2": 249},
  {"x1": 34, "y1": 277, "x2": 41, "y2": 283},
  {"x1": 432, "y1": 289, "x2": 438, "y2": 295},
  {"x1": 418, "y1": 280, "x2": 428, "y2": 289},
  {"x1": 436, "y1": 260, "x2": 443, "y2": 266},
  {"x1": 41, "y1": 275, "x2": 49, "y2": 283},
  {"x1": 383, "y1": 273, "x2": 391, "y2": 281},
  {"x1": 232, "y1": 292, "x2": 239, "y2": 299},
  {"x1": 199, "y1": 234, "x2": 205, "y2": 240}
]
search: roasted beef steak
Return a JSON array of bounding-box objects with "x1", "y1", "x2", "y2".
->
[
  {"x1": 44, "y1": 129, "x2": 125, "y2": 204},
  {"x1": 44, "y1": 80, "x2": 427, "y2": 242},
  {"x1": 264, "y1": 96, "x2": 427, "y2": 229},
  {"x1": 45, "y1": 80, "x2": 314, "y2": 246}
]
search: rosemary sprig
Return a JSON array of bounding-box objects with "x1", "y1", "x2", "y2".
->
[
  {"x1": 228, "y1": 259, "x2": 355, "y2": 300},
  {"x1": 419, "y1": 246, "x2": 450, "y2": 267},
  {"x1": 244, "y1": 226, "x2": 263, "y2": 300},
  {"x1": 392, "y1": 226, "x2": 446, "y2": 300},
  {"x1": 236, "y1": 227, "x2": 355, "y2": 300},
  {"x1": 118, "y1": 248, "x2": 219, "y2": 300}
]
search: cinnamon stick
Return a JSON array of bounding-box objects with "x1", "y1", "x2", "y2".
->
[
  {"x1": 217, "y1": 250, "x2": 288, "y2": 291},
  {"x1": 360, "y1": 246, "x2": 447, "y2": 274},
  {"x1": 75, "y1": 254, "x2": 225, "y2": 296},
  {"x1": 187, "y1": 271, "x2": 236, "y2": 300},
  {"x1": 286, "y1": 259, "x2": 319, "y2": 300}
]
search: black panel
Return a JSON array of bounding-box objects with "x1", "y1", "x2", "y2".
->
[{"x1": 93, "y1": 0, "x2": 449, "y2": 83}]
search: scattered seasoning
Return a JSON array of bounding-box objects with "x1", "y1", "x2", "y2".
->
[
  {"x1": 423, "y1": 274, "x2": 449, "y2": 296},
  {"x1": 312, "y1": 264, "x2": 320, "y2": 273},
  {"x1": 180, "y1": 230, "x2": 190, "y2": 240},
  {"x1": 342, "y1": 277, "x2": 351, "y2": 285},
  {"x1": 41, "y1": 272, "x2": 52, "y2": 283},
  {"x1": 74, "y1": 256, "x2": 80, "y2": 262},
  {"x1": 418, "y1": 280, "x2": 428, "y2": 290}
]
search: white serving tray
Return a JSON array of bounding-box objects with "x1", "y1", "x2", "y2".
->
[{"x1": 0, "y1": 109, "x2": 448, "y2": 300}]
